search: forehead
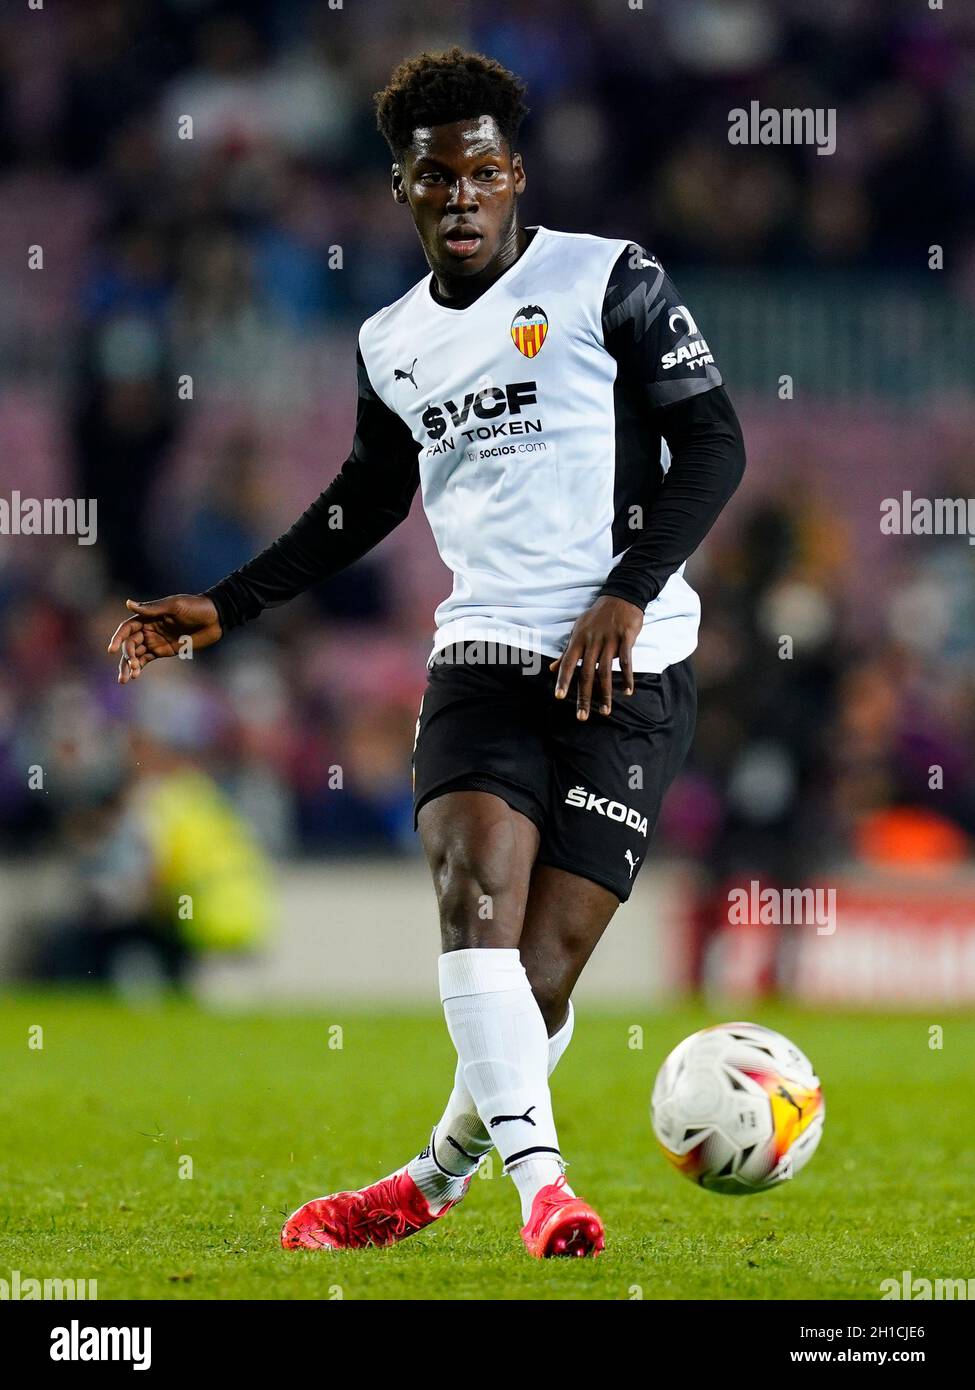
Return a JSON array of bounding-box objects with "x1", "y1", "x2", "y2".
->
[{"x1": 407, "y1": 114, "x2": 507, "y2": 163}]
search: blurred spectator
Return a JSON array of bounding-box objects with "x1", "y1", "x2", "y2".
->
[{"x1": 30, "y1": 713, "x2": 273, "y2": 993}]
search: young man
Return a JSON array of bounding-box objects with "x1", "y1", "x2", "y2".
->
[{"x1": 108, "y1": 48, "x2": 745, "y2": 1258}]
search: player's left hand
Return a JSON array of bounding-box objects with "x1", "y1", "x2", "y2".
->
[{"x1": 550, "y1": 595, "x2": 644, "y2": 720}]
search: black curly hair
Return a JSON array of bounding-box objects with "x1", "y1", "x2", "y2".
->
[{"x1": 374, "y1": 46, "x2": 529, "y2": 162}]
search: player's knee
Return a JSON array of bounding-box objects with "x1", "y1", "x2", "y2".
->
[{"x1": 430, "y1": 822, "x2": 520, "y2": 948}]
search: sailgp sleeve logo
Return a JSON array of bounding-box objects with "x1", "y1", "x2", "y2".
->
[
  {"x1": 661, "y1": 303, "x2": 714, "y2": 372},
  {"x1": 667, "y1": 304, "x2": 699, "y2": 336},
  {"x1": 565, "y1": 785, "x2": 649, "y2": 837},
  {"x1": 511, "y1": 305, "x2": 548, "y2": 358}
]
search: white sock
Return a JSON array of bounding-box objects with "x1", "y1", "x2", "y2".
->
[
  {"x1": 438, "y1": 948, "x2": 570, "y2": 1223},
  {"x1": 509, "y1": 1157, "x2": 570, "y2": 1223},
  {"x1": 404, "y1": 1130, "x2": 474, "y2": 1216},
  {"x1": 410, "y1": 1001, "x2": 576, "y2": 1212},
  {"x1": 547, "y1": 1000, "x2": 576, "y2": 1072}
]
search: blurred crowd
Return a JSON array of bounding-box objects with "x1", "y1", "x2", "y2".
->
[{"x1": 1, "y1": 0, "x2": 974, "y2": 981}]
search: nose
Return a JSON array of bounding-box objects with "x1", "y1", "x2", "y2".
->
[{"x1": 446, "y1": 177, "x2": 478, "y2": 212}]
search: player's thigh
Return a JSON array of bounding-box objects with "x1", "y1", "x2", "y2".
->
[
  {"x1": 412, "y1": 648, "x2": 550, "y2": 949},
  {"x1": 418, "y1": 790, "x2": 541, "y2": 949},
  {"x1": 539, "y1": 658, "x2": 697, "y2": 904},
  {"x1": 411, "y1": 649, "x2": 548, "y2": 830}
]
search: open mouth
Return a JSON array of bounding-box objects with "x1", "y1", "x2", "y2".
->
[{"x1": 443, "y1": 226, "x2": 483, "y2": 257}]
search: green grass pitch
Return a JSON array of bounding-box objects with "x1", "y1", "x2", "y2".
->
[{"x1": 2, "y1": 994, "x2": 972, "y2": 1300}]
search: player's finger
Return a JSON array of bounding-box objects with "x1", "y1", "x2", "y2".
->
[
  {"x1": 125, "y1": 598, "x2": 169, "y2": 619},
  {"x1": 553, "y1": 640, "x2": 583, "y2": 699},
  {"x1": 576, "y1": 643, "x2": 599, "y2": 721},
  {"x1": 108, "y1": 617, "x2": 142, "y2": 654},
  {"x1": 620, "y1": 641, "x2": 635, "y2": 697},
  {"x1": 118, "y1": 644, "x2": 138, "y2": 684},
  {"x1": 120, "y1": 636, "x2": 152, "y2": 683},
  {"x1": 597, "y1": 644, "x2": 615, "y2": 715}
]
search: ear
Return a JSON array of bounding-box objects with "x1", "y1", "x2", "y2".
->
[
  {"x1": 391, "y1": 164, "x2": 408, "y2": 204},
  {"x1": 511, "y1": 152, "x2": 527, "y2": 197}
]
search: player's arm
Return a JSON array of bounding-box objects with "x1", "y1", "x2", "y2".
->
[
  {"x1": 595, "y1": 385, "x2": 745, "y2": 612},
  {"x1": 108, "y1": 347, "x2": 421, "y2": 684},
  {"x1": 553, "y1": 245, "x2": 746, "y2": 718}
]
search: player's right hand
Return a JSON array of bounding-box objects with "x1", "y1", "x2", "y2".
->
[{"x1": 107, "y1": 595, "x2": 223, "y2": 685}]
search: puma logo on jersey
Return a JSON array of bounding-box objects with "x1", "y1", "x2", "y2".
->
[
  {"x1": 625, "y1": 849, "x2": 640, "y2": 878},
  {"x1": 565, "y1": 786, "x2": 649, "y2": 837},
  {"x1": 394, "y1": 358, "x2": 418, "y2": 387}
]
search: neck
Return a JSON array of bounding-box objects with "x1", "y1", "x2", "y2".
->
[{"x1": 432, "y1": 221, "x2": 528, "y2": 307}]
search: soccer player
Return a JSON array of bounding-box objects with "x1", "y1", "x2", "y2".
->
[{"x1": 108, "y1": 48, "x2": 745, "y2": 1258}]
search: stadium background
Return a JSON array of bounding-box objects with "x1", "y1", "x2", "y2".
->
[{"x1": 1, "y1": 0, "x2": 975, "y2": 1009}]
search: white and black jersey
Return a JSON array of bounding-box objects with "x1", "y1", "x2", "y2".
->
[{"x1": 207, "y1": 226, "x2": 744, "y2": 673}]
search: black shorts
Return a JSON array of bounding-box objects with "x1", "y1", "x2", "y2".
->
[{"x1": 412, "y1": 645, "x2": 696, "y2": 902}]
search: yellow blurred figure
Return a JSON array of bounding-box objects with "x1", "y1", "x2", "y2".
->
[{"x1": 139, "y1": 767, "x2": 272, "y2": 953}]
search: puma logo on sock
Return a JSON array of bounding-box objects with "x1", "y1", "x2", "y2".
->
[
  {"x1": 489, "y1": 1105, "x2": 536, "y2": 1128},
  {"x1": 446, "y1": 1135, "x2": 481, "y2": 1162}
]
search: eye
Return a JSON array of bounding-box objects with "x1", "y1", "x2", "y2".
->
[
  {"x1": 419, "y1": 171, "x2": 444, "y2": 185},
  {"x1": 477, "y1": 166, "x2": 501, "y2": 180}
]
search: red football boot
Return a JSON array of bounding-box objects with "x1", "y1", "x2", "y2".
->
[
  {"x1": 520, "y1": 1176, "x2": 606, "y2": 1258},
  {"x1": 281, "y1": 1168, "x2": 468, "y2": 1250}
]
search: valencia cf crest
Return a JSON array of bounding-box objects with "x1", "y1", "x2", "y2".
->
[{"x1": 511, "y1": 304, "x2": 548, "y2": 358}]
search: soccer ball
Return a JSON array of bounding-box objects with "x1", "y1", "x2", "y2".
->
[{"x1": 651, "y1": 1022, "x2": 825, "y2": 1195}]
